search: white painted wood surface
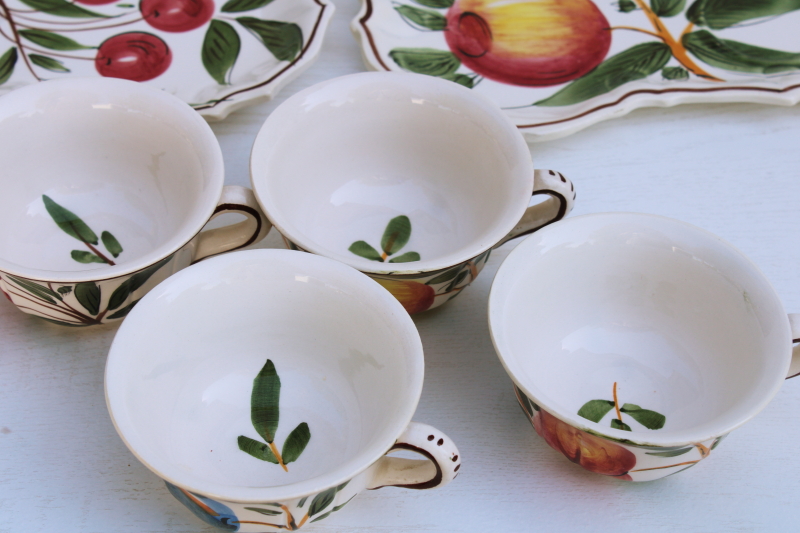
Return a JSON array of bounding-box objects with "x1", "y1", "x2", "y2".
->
[{"x1": 1, "y1": 1, "x2": 799, "y2": 531}]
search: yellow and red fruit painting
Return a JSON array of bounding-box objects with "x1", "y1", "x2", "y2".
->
[{"x1": 444, "y1": 0, "x2": 611, "y2": 86}]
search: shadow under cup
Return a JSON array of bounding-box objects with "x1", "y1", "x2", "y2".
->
[
  {"x1": 250, "y1": 72, "x2": 532, "y2": 272},
  {"x1": 0, "y1": 78, "x2": 223, "y2": 276},
  {"x1": 106, "y1": 251, "x2": 423, "y2": 502}
]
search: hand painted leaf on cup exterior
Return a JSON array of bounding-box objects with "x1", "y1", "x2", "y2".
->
[
  {"x1": 6, "y1": 275, "x2": 62, "y2": 304},
  {"x1": 645, "y1": 446, "x2": 694, "y2": 457},
  {"x1": 252, "y1": 359, "x2": 281, "y2": 443},
  {"x1": 165, "y1": 482, "x2": 239, "y2": 531},
  {"x1": 236, "y1": 18, "x2": 303, "y2": 62},
  {"x1": 74, "y1": 282, "x2": 101, "y2": 316},
  {"x1": 101, "y1": 231, "x2": 123, "y2": 258},
  {"x1": 221, "y1": 0, "x2": 275, "y2": 13},
  {"x1": 686, "y1": 0, "x2": 800, "y2": 30},
  {"x1": 535, "y1": 42, "x2": 672, "y2": 107},
  {"x1": 71, "y1": 250, "x2": 104, "y2": 264},
  {"x1": 40, "y1": 317, "x2": 87, "y2": 327},
  {"x1": 445, "y1": 269, "x2": 469, "y2": 292},
  {"x1": 18, "y1": 0, "x2": 108, "y2": 18},
  {"x1": 0, "y1": 48, "x2": 17, "y2": 86},
  {"x1": 298, "y1": 496, "x2": 308, "y2": 508},
  {"x1": 682, "y1": 30, "x2": 800, "y2": 74},
  {"x1": 29, "y1": 53, "x2": 70, "y2": 72},
  {"x1": 389, "y1": 48, "x2": 461, "y2": 77},
  {"x1": 202, "y1": 20, "x2": 241, "y2": 85},
  {"x1": 650, "y1": 0, "x2": 685, "y2": 17},
  {"x1": 56, "y1": 286, "x2": 72, "y2": 295},
  {"x1": 444, "y1": 72, "x2": 475, "y2": 88},
  {"x1": 620, "y1": 403, "x2": 666, "y2": 430},
  {"x1": 577, "y1": 399, "x2": 615, "y2": 423},
  {"x1": 381, "y1": 215, "x2": 412, "y2": 255},
  {"x1": 662, "y1": 66, "x2": 689, "y2": 80},
  {"x1": 394, "y1": 5, "x2": 448, "y2": 31},
  {"x1": 282, "y1": 422, "x2": 311, "y2": 464},
  {"x1": 42, "y1": 195, "x2": 99, "y2": 245},
  {"x1": 244, "y1": 506, "x2": 282, "y2": 516},
  {"x1": 610, "y1": 418, "x2": 632, "y2": 431},
  {"x1": 106, "y1": 298, "x2": 141, "y2": 320},
  {"x1": 237, "y1": 435, "x2": 280, "y2": 463},
  {"x1": 412, "y1": 0, "x2": 454, "y2": 7},
  {"x1": 107, "y1": 255, "x2": 173, "y2": 311},
  {"x1": 349, "y1": 241, "x2": 383, "y2": 262},
  {"x1": 308, "y1": 486, "x2": 337, "y2": 517},
  {"x1": 18, "y1": 29, "x2": 94, "y2": 51},
  {"x1": 388, "y1": 251, "x2": 421, "y2": 263},
  {"x1": 711, "y1": 434, "x2": 726, "y2": 450},
  {"x1": 425, "y1": 265, "x2": 461, "y2": 286}
]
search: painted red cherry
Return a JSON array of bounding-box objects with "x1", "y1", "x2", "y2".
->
[
  {"x1": 444, "y1": 0, "x2": 611, "y2": 87},
  {"x1": 95, "y1": 32, "x2": 172, "y2": 82},
  {"x1": 140, "y1": 0, "x2": 215, "y2": 33}
]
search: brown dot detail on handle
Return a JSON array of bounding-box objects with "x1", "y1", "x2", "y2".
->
[
  {"x1": 558, "y1": 172, "x2": 566, "y2": 183},
  {"x1": 452, "y1": 455, "x2": 459, "y2": 462},
  {"x1": 428, "y1": 435, "x2": 434, "y2": 441},
  {"x1": 570, "y1": 182, "x2": 574, "y2": 191},
  {"x1": 437, "y1": 438, "x2": 444, "y2": 446},
  {"x1": 549, "y1": 170, "x2": 555, "y2": 176},
  {"x1": 454, "y1": 464, "x2": 460, "y2": 472}
]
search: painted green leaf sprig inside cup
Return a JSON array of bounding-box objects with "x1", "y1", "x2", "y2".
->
[
  {"x1": 577, "y1": 382, "x2": 666, "y2": 432},
  {"x1": 238, "y1": 359, "x2": 311, "y2": 472},
  {"x1": 348, "y1": 215, "x2": 420, "y2": 263},
  {"x1": 43, "y1": 194, "x2": 123, "y2": 265}
]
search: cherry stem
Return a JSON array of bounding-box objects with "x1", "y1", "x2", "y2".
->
[
  {"x1": 79, "y1": 237, "x2": 115, "y2": 265},
  {"x1": 612, "y1": 382, "x2": 622, "y2": 421},
  {"x1": 0, "y1": 0, "x2": 42, "y2": 81},
  {"x1": 46, "y1": 16, "x2": 143, "y2": 33},
  {"x1": 609, "y1": 25, "x2": 661, "y2": 39}
]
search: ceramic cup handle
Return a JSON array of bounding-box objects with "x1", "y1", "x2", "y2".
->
[
  {"x1": 367, "y1": 422, "x2": 460, "y2": 490},
  {"x1": 496, "y1": 169, "x2": 576, "y2": 247},
  {"x1": 193, "y1": 186, "x2": 271, "y2": 262},
  {"x1": 787, "y1": 314, "x2": 800, "y2": 379}
]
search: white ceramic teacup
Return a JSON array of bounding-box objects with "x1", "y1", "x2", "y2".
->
[
  {"x1": 105, "y1": 249, "x2": 460, "y2": 531},
  {"x1": 250, "y1": 72, "x2": 575, "y2": 314},
  {"x1": 0, "y1": 78, "x2": 270, "y2": 326},
  {"x1": 489, "y1": 213, "x2": 799, "y2": 481}
]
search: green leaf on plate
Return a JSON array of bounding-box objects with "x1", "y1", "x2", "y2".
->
[
  {"x1": 29, "y1": 54, "x2": 70, "y2": 72},
  {"x1": 236, "y1": 18, "x2": 303, "y2": 62},
  {"x1": 202, "y1": 20, "x2": 241, "y2": 85},
  {"x1": 42, "y1": 195, "x2": 98, "y2": 244},
  {"x1": 618, "y1": 0, "x2": 637, "y2": 12},
  {"x1": 19, "y1": 29, "x2": 94, "y2": 51},
  {"x1": 412, "y1": 0, "x2": 453, "y2": 8},
  {"x1": 662, "y1": 65, "x2": 689, "y2": 80},
  {"x1": 106, "y1": 255, "x2": 172, "y2": 311},
  {"x1": 18, "y1": 0, "x2": 108, "y2": 18},
  {"x1": 71, "y1": 250, "x2": 105, "y2": 264},
  {"x1": 682, "y1": 30, "x2": 800, "y2": 74},
  {"x1": 243, "y1": 507, "x2": 282, "y2": 516},
  {"x1": 394, "y1": 5, "x2": 447, "y2": 30},
  {"x1": 222, "y1": 0, "x2": 275, "y2": 12},
  {"x1": 535, "y1": 42, "x2": 672, "y2": 107},
  {"x1": 74, "y1": 282, "x2": 100, "y2": 315},
  {"x1": 101, "y1": 231, "x2": 123, "y2": 258},
  {"x1": 443, "y1": 72, "x2": 475, "y2": 88},
  {"x1": 577, "y1": 399, "x2": 615, "y2": 423},
  {"x1": 381, "y1": 215, "x2": 411, "y2": 255},
  {"x1": 56, "y1": 286, "x2": 72, "y2": 295},
  {"x1": 645, "y1": 446, "x2": 694, "y2": 457},
  {"x1": 282, "y1": 422, "x2": 310, "y2": 464},
  {"x1": 686, "y1": 0, "x2": 800, "y2": 30},
  {"x1": 611, "y1": 418, "x2": 632, "y2": 431},
  {"x1": 0, "y1": 48, "x2": 17, "y2": 86},
  {"x1": 388, "y1": 251, "x2": 420, "y2": 263},
  {"x1": 308, "y1": 487, "x2": 337, "y2": 517},
  {"x1": 349, "y1": 241, "x2": 383, "y2": 261},
  {"x1": 251, "y1": 359, "x2": 280, "y2": 443},
  {"x1": 106, "y1": 298, "x2": 140, "y2": 319},
  {"x1": 6, "y1": 275, "x2": 62, "y2": 304},
  {"x1": 389, "y1": 48, "x2": 461, "y2": 77},
  {"x1": 237, "y1": 435, "x2": 279, "y2": 463},
  {"x1": 651, "y1": 0, "x2": 685, "y2": 17},
  {"x1": 620, "y1": 405, "x2": 666, "y2": 430}
]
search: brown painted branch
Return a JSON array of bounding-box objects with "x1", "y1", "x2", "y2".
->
[
  {"x1": 610, "y1": 26, "x2": 662, "y2": 39},
  {"x1": 7, "y1": 289, "x2": 94, "y2": 324},
  {"x1": 612, "y1": 382, "x2": 623, "y2": 421},
  {"x1": 233, "y1": 521, "x2": 286, "y2": 529},
  {"x1": 0, "y1": 0, "x2": 41, "y2": 80},
  {"x1": 269, "y1": 441, "x2": 288, "y2": 472},
  {"x1": 630, "y1": 459, "x2": 700, "y2": 472},
  {"x1": 83, "y1": 240, "x2": 115, "y2": 265},
  {"x1": 15, "y1": 304, "x2": 86, "y2": 325}
]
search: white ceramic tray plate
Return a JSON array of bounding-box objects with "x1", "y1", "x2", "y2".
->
[
  {"x1": 0, "y1": 0, "x2": 334, "y2": 120},
  {"x1": 353, "y1": 0, "x2": 800, "y2": 141}
]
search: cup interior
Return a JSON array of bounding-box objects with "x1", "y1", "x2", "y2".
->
[
  {"x1": 105, "y1": 250, "x2": 423, "y2": 502},
  {"x1": 250, "y1": 72, "x2": 532, "y2": 272},
  {"x1": 489, "y1": 213, "x2": 790, "y2": 445},
  {"x1": 0, "y1": 78, "x2": 223, "y2": 280}
]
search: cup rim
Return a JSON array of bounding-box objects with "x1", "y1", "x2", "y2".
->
[
  {"x1": 105, "y1": 248, "x2": 425, "y2": 503},
  {"x1": 0, "y1": 77, "x2": 225, "y2": 284},
  {"x1": 249, "y1": 71, "x2": 533, "y2": 276},
  {"x1": 488, "y1": 212, "x2": 792, "y2": 448}
]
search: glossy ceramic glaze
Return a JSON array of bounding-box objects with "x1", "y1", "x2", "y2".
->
[
  {"x1": 105, "y1": 250, "x2": 461, "y2": 530},
  {"x1": 250, "y1": 72, "x2": 575, "y2": 313},
  {"x1": 0, "y1": 78, "x2": 269, "y2": 325},
  {"x1": 354, "y1": 0, "x2": 800, "y2": 141},
  {"x1": 489, "y1": 213, "x2": 800, "y2": 480},
  {"x1": 0, "y1": 0, "x2": 334, "y2": 120}
]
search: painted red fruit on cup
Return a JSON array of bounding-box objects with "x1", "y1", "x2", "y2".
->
[
  {"x1": 95, "y1": 32, "x2": 172, "y2": 82},
  {"x1": 140, "y1": 0, "x2": 215, "y2": 33},
  {"x1": 444, "y1": 0, "x2": 611, "y2": 87}
]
